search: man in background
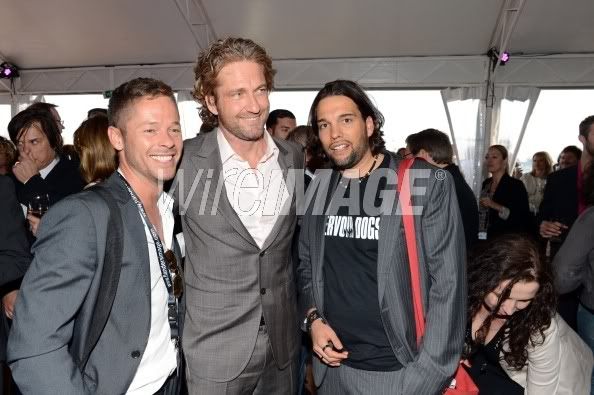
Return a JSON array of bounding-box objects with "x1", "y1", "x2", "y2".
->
[
  {"x1": 406, "y1": 128, "x2": 478, "y2": 249},
  {"x1": 266, "y1": 109, "x2": 296, "y2": 140}
]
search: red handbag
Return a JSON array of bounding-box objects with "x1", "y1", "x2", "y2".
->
[{"x1": 397, "y1": 159, "x2": 478, "y2": 395}]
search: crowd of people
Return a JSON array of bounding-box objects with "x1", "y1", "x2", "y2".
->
[{"x1": 0, "y1": 36, "x2": 593, "y2": 395}]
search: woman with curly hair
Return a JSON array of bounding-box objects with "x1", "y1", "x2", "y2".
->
[{"x1": 464, "y1": 234, "x2": 593, "y2": 394}]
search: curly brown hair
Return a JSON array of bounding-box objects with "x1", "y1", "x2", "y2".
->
[
  {"x1": 192, "y1": 37, "x2": 275, "y2": 132},
  {"x1": 466, "y1": 234, "x2": 557, "y2": 370}
]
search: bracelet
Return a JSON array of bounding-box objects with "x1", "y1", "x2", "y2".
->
[{"x1": 306, "y1": 309, "x2": 326, "y2": 332}]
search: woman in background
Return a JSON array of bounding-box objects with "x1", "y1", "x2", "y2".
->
[
  {"x1": 73, "y1": 114, "x2": 117, "y2": 188},
  {"x1": 521, "y1": 151, "x2": 553, "y2": 215},
  {"x1": 464, "y1": 234, "x2": 593, "y2": 394},
  {"x1": 479, "y1": 145, "x2": 531, "y2": 239}
]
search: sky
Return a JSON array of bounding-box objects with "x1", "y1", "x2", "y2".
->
[{"x1": 1, "y1": 89, "x2": 591, "y2": 173}]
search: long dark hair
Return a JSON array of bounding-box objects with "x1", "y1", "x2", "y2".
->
[
  {"x1": 308, "y1": 80, "x2": 386, "y2": 155},
  {"x1": 467, "y1": 234, "x2": 556, "y2": 370}
]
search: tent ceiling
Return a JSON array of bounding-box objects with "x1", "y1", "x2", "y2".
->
[{"x1": 2, "y1": 0, "x2": 594, "y2": 71}]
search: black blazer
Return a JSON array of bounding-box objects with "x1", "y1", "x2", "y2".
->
[
  {"x1": 445, "y1": 164, "x2": 479, "y2": 249},
  {"x1": 482, "y1": 173, "x2": 531, "y2": 238},
  {"x1": 0, "y1": 176, "x2": 32, "y2": 362},
  {"x1": 13, "y1": 155, "x2": 84, "y2": 206},
  {"x1": 537, "y1": 165, "x2": 579, "y2": 232}
]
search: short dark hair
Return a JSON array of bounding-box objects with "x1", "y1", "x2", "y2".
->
[
  {"x1": 406, "y1": 128, "x2": 453, "y2": 164},
  {"x1": 87, "y1": 108, "x2": 108, "y2": 118},
  {"x1": 561, "y1": 145, "x2": 582, "y2": 160},
  {"x1": 266, "y1": 109, "x2": 296, "y2": 129},
  {"x1": 108, "y1": 78, "x2": 176, "y2": 130},
  {"x1": 7, "y1": 109, "x2": 63, "y2": 153},
  {"x1": 579, "y1": 115, "x2": 594, "y2": 138},
  {"x1": 26, "y1": 102, "x2": 58, "y2": 113},
  {"x1": 308, "y1": 80, "x2": 385, "y2": 155}
]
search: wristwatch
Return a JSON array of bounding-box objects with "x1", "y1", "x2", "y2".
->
[{"x1": 305, "y1": 309, "x2": 326, "y2": 332}]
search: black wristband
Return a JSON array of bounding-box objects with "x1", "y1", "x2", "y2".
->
[{"x1": 306, "y1": 309, "x2": 326, "y2": 332}]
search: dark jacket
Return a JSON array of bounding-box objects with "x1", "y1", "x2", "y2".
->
[
  {"x1": 553, "y1": 206, "x2": 594, "y2": 310},
  {"x1": 0, "y1": 176, "x2": 32, "y2": 362},
  {"x1": 13, "y1": 155, "x2": 84, "y2": 206},
  {"x1": 537, "y1": 165, "x2": 580, "y2": 244},
  {"x1": 482, "y1": 173, "x2": 531, "y2": 238},
  {"x1": 445, "y1": 164, "x2": 479, "y2": 249}
]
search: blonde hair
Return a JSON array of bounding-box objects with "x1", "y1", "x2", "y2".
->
[
  {"x1": 531, "y1": 151, "x2": 553, "y2": 177},
  {"x1": 73, "y1": 115, "x2": 117, "y2": 184},
  {"x1": 192, "y1": 37, "x2": 275, "y2": 131}
]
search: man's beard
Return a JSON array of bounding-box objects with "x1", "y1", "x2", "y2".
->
[{"x1": 328, "y1": 139, "x2": 369, "y2": 171}]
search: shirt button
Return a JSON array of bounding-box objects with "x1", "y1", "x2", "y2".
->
[
  {"x1": 260, "y1": 288, "x2": 266, "y2": 295},
  {"x1": 259, "y1": 251, "x2": 266, "y2": 257},
  {"x1": 131, "y1": 350, "x2": 141, "y2": 359}
]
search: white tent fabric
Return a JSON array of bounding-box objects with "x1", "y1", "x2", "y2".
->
[{"x1": 441, "y1": 85, "x2": 541, "y2": 194}]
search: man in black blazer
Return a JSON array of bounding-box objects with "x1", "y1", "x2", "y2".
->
[
  {"x1": 0, "y1": 175, "x2": 32, "y2": 392},
  {"x1": 407, "y1": 128, "x2": 479, "y2": 249},
  {"x1": 8, "y1": 109, "x2": 84, "y2": 207},
  {"x1": 539, "y1": 115, "x2": 594, "y2": 246},
  {"x1": 538, "y1": 114, "x2": 594, "y2": 329}
]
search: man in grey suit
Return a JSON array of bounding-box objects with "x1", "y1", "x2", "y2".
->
[
  {"x1": 298, "y1": 80, "x2": 466, "y2": 394},
  {"x1": 8, "y1": 78, "x2": 185, "y2": 394},
  {"x1": 176, "y1": 37, "x2": 302, "y2": 393}
]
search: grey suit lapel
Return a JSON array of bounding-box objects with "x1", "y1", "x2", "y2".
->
[
  {"x1": 189, "y1": 131, "x2": 258, "y2": 249},
  {"x1": 377, "y1": 154, "x2": 403, "y2": 305},
  {"x1": 104, "y1": 174, "x2": 151, "y2": 301}
]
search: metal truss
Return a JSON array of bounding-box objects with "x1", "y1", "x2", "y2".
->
[{"x1": 4, "y1": 53, "x2": 594, "y2": 96}]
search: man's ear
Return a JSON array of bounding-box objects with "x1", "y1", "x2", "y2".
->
[
  {"x1": 365, "y1": 116, "x2": 374, "y2": 137},
  {"x1": 578, "y1": 134, "x2": 586, "y2": 146},
  {"x1": 205, "y1": 94, "x2": 218, "y2": 116},
  {"x1": 108, "y1": 126, "x2": 124, "y2": 151}
]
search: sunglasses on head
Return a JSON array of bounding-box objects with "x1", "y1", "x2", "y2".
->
[{"x1": 164, "y1": 249, "x2": 183, "y2": 298}]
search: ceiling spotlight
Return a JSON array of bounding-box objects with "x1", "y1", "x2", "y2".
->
[
  {"x1": 0, "y1": 62, "x2": 19, "y2": 79},
  {"x1": 499, "y1": 51, "x2": 510, "y2": 65}
]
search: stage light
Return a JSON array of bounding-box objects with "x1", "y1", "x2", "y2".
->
[
  {"x1": 0, "y1": 62, "x2": 19, "y2": 79},
  {"x1": 500, "y1": 51, "x2": 510, "y2": 65}
]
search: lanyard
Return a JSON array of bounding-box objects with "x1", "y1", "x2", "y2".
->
[{"x1": 116, "y1": 173, "x2": 179, "y2": 341}]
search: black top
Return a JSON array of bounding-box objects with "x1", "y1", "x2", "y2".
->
[
  {"x1": 481, "y1": 174, "x2": 532, "y2": 239},
  {"x1": 12, "y1": 155, "x2": 85, "y2": 206},
  {"x1": 323, "y1": 155, "x2": 402, "y2": 371},
  {"x1": 537, "y1": 165, "x2": 580, "y2": 251},
  {"x1": 445, "y1": 164, "x2": 479, "y2": 249},
  {"x1": 465, "y1": 324, "x2": 523, "y2": 395}
]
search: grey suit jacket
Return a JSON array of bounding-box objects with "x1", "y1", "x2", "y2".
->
[
  {"x1": 298, "y1": 154, "x2": 467, "y2": 395},
  {"x1": 8, "y1": 173, "x2": 184, "y2": 394},
  {"x1": 177, "y1": 130, "x2": 303, "y2": 382},
  {"x1": 553, "y1": 206, "x2": 594, "y2": 310}
]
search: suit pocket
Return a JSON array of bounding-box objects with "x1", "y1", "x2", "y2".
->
[{"x1": 186, "y1": 289, "x2": 231, "y2": 309}]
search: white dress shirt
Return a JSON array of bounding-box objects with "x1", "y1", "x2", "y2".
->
[
  {"x1": 126, "y1": 191, "x2": 178, "y2": 394},
  {"x1": 217, "y1": 128, "x2": 289, "y2": 248}
]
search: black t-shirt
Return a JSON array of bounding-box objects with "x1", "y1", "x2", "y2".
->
[{"x1": 323, "y1": 154, "x2": 402, "y2": 371}]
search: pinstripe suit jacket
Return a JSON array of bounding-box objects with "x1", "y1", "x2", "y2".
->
[
  {"x1": 298, "y1": 154, "x2": 467, "y2": 395},
  {"x1": 177, "y1": 130, "x2": 303, "y2": 383}
]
